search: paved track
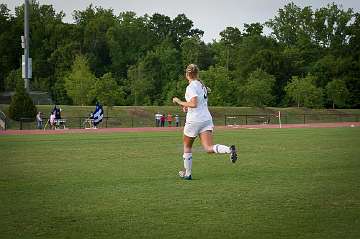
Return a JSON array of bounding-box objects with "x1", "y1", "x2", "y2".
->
[{"x1": 1, "y1": 122, "x2": 359, "y2": 135}]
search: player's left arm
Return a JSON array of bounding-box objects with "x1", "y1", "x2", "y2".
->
[{"x1": 173, "y1": 96, "x2": 197, "y2": 108}]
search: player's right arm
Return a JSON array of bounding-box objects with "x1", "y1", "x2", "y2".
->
[{"x1": 172, "y1": 96, "x2": 197, "y2": 108}]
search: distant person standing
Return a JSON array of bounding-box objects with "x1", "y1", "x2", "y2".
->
[
  {"x1": 160, "y1": 114, "x2": 165, "y2": 127},
  {"x1": 53, "y1": 105, "x2": 61, "y2": 119},
  {"x1": 155, "y1": 112, "x2": 161, "y2": 127},
  {"x1": 175, "y1": 114, "x2": 180, "y2": 127},
  {"x1": 167, "y1": 113, "x2": 173, "y2": 127},
  {"x1": 36, "y1": 112, "x2": 43, "y2": 129}
]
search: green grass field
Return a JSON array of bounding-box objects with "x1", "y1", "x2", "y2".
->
[{"x1": 1, "y1": 128, "x2": 360, "y2": 238}]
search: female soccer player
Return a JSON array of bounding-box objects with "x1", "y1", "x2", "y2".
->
[{"x1": 173, "y1": 64, "x2": 237, "y2": 180}]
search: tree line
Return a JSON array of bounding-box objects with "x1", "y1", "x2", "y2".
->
[{"x1": 0, "y1": 1, "x2": 359, "y2": 108}]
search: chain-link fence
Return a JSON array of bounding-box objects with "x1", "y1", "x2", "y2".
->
[
  {"x1": 224, "y1": 113, "x2": 360, "y2": 126},
  {"x1": 5, "y1": 116, "x2": 186, "y2": 130},
  {"x1": 2, "y1": 112, "x2": 360, "y2": 130}
]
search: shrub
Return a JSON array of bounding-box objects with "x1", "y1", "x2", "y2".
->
[{"x1": 8, "y1": 81, "x2": 37, "y2": 121}]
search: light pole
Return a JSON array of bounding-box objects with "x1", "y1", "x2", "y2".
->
[{"x1": 22, "y1": 0, "x2": 31, "y2": 91}]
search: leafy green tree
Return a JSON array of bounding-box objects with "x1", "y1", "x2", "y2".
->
[
  {"x1": 310, "y1": 55, "x2": 338, "y2": 87},
  {"x1": 149, "y1": 13, "x2": 172, "y2": 41},
  {"x1": 2, "y1": 1, "x2": 359, "y2": 109},
  {"x1": 64, "y1": 55, "x2": 97, "y2": 105},
  {"x1": 345, "y1": 75, "x2": 360, "y2": 108},
  {"x1": 348, "y1": 13, "x2": 360, "y2": 56},
  {"x1": 248, "y1": 49, "x2": 281, "y2": 76},
  {"x1": 4, "y1": 68, "x2": 21, "y2": 91},
  {"x1": 170, "y1": 14, "x2": 204, "y2": 47},
  {"x1": 230, "y1": 29, "x2": 278, "y2": 80},
  {"x1": 243, "y1": 23, "x2": 263, "y2": 37},
  {"x1": 216, "y1": 27, "x2": 242, "y2": 72},
  {"x1": 241, "y1": 69, "x2": 275, "y2": 107},
  {"x1": 48, "y1": 41, "x2": 81, "y2": 102},
  {"x1": 326, "y1": 79, "x2": 349, "y2": 108},
  {"x1": 8, "y1": 80, "x2": 37, "y2": 121},
  {"x1": 313, "y1": 3, "x2": 353, "y2": 50},
  {"x1": 266, "y1": 3, "x2": 304, "y2": 46},
  {"x1": 128, "y1": 62, "x2": 153, "y2": 106},
  {"x1": 93, "y1": 72, "x2": 125, "y2": 107},
  {"x1": 200, "y1": 66, "x2": 233, "y2": 106},
  {"x1": 164, "y1": 74, "x2": 188, "y2": 106},
  {"x1": 197, "y1": 42, "x2": 215, "y2": 71},
  {"x1": 0, "y1": 4, "x2": 21, "y2": 91},
  {"x1": 219, "y1": 27, "x2": 242, "y2": 44},
  {"x1": 73, "y1": 5, "x2": 116, "y2": 76},
  {"x1": 51, "y1": 79, "x2": 72, "y2": 105},
  {"x1": 181, "y1": 37, "x2": 201, "y2": 67},
  {"x1": 14, "y1": 1, "x2": 66, "y2": 90},
  {"x1": 0, "y1": 4, "x2": 11, "y2": 43},
  {"x1": 344, "y1": 13, "x2": 360, "y2": 108},
  {"x1": 310, "y1": 55, "x2": 353, "y2": 88},
  {"x1": 285, "y1": 75, "x2": 323, "y2": 108},
  {"x1": 156, "y1": 43, "x2": 182, "y2": 104},
  {"x1": 106, "y1": 11, "x2": 155, "y2": 79},
  {"x1": 91, "y1": 72, "x2": 125, "y2": 118},
  {"x1": 49, "y1": 42, "x2": 81, "y2": 76},
  {"x1": 267, "y1": 2, "x2": 353, "y2": 50},
  {"x1": 128, "y1": 42, "x2": 181, "y2": 105}
]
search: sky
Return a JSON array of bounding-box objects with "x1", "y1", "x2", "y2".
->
[{"x1": 3, "y1": 0, "x2": 360, "y2": 43}]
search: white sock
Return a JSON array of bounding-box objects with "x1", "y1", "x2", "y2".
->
[
  {"x1": 183, "y1": 153, "x2": 192, "y2": 176},
  {"x1": 212, "y1": 144, "x2": 231, "y2": 154}
]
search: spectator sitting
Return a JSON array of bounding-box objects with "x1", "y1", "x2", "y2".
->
[{"x1": 49, "y1": 112, "x2": 56, "y2": 130}]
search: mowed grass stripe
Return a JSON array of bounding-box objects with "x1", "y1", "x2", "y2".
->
[{"x1": 0, "y1": 128, "x2": 359, "y2": 238}]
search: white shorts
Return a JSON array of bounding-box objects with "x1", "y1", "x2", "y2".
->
[{"x1": 184, "y1": 120, "x2": 214, "y2": 138}]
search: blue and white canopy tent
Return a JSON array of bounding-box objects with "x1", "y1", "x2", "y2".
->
[{"x1": 93, "y1": 102, "x2": 104, "y2": 126}]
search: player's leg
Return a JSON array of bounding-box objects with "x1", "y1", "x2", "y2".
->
[
  {"x1": 180, "y1": 122, "x2": 198, "y2": 180},
  {"x1": 199, "y1": 130, "x2": 238, "y2": 163},
  {"x1": 180, "y1": 134, "x2": 195, "y2": 180},
  {"x1": 199, "y1": 130, "x2": 229, "y2": 153}
]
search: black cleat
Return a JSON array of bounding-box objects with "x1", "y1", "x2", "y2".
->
[
  {"x1": 179, "y1": 171, "x2": 192, "y2": 180},
  {"x1": 230, "y1": 145, "x2": 237, "y2": 163}
]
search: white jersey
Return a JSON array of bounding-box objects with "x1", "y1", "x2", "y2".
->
[{"x1": 185, "y1": 80, "x2": 212, "y2": 123}]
